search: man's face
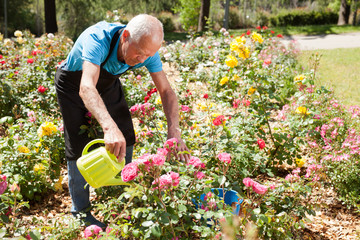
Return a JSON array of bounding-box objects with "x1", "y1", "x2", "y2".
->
[{"x1": 121, "y1": 32, "x2": 161, "y2": 66}]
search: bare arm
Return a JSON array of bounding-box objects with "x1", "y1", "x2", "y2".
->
[
  {"x1": 150, "y1": 70, "x2": 190, "y2": 161},
  {"x1": 79, "y1": 60, "x2": 126, "y2": 160}
]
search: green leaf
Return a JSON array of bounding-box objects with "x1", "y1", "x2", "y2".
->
[
  {"x1": 178, "y1": 204, "x2": 187, "y2": 212},
  {"x1": 253, "y1": 208, "x2": 261, "y2": 215},
  {"x1": 218, "y1": 175, "x2": 226, "y2": 186},
  {"x1": 151, "y1": 225, "x2": 162, "y2": 237},
  {"x1": 29, "y1": 230, "x2": 41, "y2": 240},
  {"x1": 142, "y1": 221, "x2": 154, "y2": 227}
]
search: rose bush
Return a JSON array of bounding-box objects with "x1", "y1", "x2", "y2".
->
[{"x1": 0, "y1": 26, "x2": 359, "y2": 239}]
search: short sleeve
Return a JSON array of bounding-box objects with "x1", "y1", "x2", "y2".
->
[
  {"x1": 81, "y1": 32, "x2": 109, "y2": 66},
  {"x1": 145, "y1": 52, "x2": 163, "y2": 73}
]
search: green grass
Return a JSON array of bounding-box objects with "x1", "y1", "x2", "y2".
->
[
  {"x1": 165, "y1": 24, "x2": 360, "y2": 42},
  {"x1": 299, "y1": 48, "x2": 360, "y2": 106}
]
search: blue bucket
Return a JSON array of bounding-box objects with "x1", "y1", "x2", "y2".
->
[{"x1": 198, "y1": 188, "x2": 243, "y2": 215}]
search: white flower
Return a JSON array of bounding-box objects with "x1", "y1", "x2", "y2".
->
[
  {"x1": 164, "y1": 53, "x2": 171, "y2": 60},
  {"x1": 4, "y1": 38, "x2": 12, "y2": 46},
  {"x1": 17, "y1": 37, "x2": 24, "y2": 44},
  {"x1": 14, "y1": 30, "x2": 23, "y2": 37},
  {"x1": 47, "y1": 33, "x2": 54, "y2": 39}
]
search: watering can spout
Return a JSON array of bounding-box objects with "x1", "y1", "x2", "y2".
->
[{"x1": 106, "y1": 177, "x2": 131, "y2": 186}]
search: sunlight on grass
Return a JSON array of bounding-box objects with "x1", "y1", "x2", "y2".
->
[{"x1": 299, "y1": 48, "x2": 360, "y2": 106}]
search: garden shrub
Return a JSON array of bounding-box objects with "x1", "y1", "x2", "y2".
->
[{"x1": 269, "y1": 10, "x2": 338, "y2": 27}]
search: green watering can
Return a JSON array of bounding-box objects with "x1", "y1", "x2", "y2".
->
[{"x1": 77, "y1": 139, "x2": 130, "y2": 188}]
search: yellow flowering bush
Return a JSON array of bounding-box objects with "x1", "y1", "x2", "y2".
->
[
  {"x1": 37, "y1": 121, "x2": 58, "y2": 138},
  {"x1": 251, "y1": 32, "x2": 264, "y2": 43},
  {"x1": 248, "y1": 87, "x2": 257, "y2": 95},
  {"x1": 18, "y1": 145, "x2": 30, "y2": 153},
  {"x1": 295, "y1": 106, "x2": 310, "y2": 115},
  {"x1": 220, "y1": 76, "x2": 229, "y2": 85},
  {"x1": 34, "y1": 163, "x2": 45, "y2": 172},
  {"x1": 225, "y1": 55, "x2": 238, "y2": 68}
]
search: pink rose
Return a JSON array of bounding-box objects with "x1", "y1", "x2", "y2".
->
[
  {"x1": 152, "y1": 154, "x2": 166, "y2": 166},
  {"x1": 0, "y1": 175, "x2": 7, "y2": 195},
  {"x1": 153, "y1": 174, "x2": 173, "y2": 189},
  {"x1": 169, "y1": 171, "x2": 180, "y2": 186},
  {"x1": 121, "y1": 162, "x2": 138, "y2": 182},
  {"x1": 195, "y1": 171, "x2": 205, "y2": 179},
  {"x1": 217, "y1": 152, "x2": 231, "y2": 164},
  {"x1": 252, "y1": 182, "x2": 268, "y2": 194},
  {"x1": 84, "y1": 225, "x2": 103, "y2": 238},
  {"x1": 181, "y1": 105, "x2": 191, "y2": 112},
  {"x1": 163, "y1": 138, "x2": 178, "y2": 151},
  {"x1": 242, "y1": 177, "x2": 254, "y2": 187},
  {"x1": 257, "y1": 139, "x2": 265, "y2": 149},
  {"x1": 156, "y1": 148, "x2": 169, "y2": 156},
  {"x1": 187, "y1": 156, "x2": 205, "y2": 169}
]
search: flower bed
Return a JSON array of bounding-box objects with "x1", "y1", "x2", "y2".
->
[{"x1": 0, "y1": 27, "x2": 360, "y2": 239}]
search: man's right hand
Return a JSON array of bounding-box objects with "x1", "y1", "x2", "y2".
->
[{"x1": 104, "y1": 124, "x2": 127, "y2": 162}]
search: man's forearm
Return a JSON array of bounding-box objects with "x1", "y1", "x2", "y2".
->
[
  {"x1": 79, "y1": 85, "x2": 116, "y2": 133},
  {"x1": 160, "y1": 88, "x2": 181, "y2": 137}
]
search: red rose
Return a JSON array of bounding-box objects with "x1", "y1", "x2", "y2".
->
[
  {"x1": 246, "y1": 30, "x2": 251, "y2": 35},
  {"x1": 27, "y1": 58, "x2": 34, "y2": 64},
  {"x1": 203, "y1": 93, "x2": 209, "y2": 99},
  {"x1": 277, "y1": 34, "x2": 283, "y2": 38},
  {"x1": 271, "y1": 30, "x2": 275, "y2": 34},
  {"x1": 213, "y1": 115, "x2": 226, "y2": 126},
  {"x1": 144, "y1": 95, "x2": 150, "y2": 103},
  {"x1": 256, "y1": 26, "x2": 261, "y2": 30},
  {"x1": 257, "y1": 139, "x2": 266, "y2": 149},
  {"x1": 262, "y1": 26, "x2": 268, "y2": 30},
  {"x1": 37, "y1": 85, "x2": 47, "y2": 93}
]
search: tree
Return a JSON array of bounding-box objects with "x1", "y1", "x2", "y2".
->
[
  {"x1": 338, "y1": 0, "x2": 351, "y2": 25},
  {"x1": 198, "y1": 0, "x2": 210, "y2": 31},
  {"x1": 44, "y1": 0, "x2": 58, "y2": 33}
]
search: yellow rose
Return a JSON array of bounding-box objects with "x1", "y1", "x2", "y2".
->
[
  {"x1": 233, "y1": 74, "x2": 241, "y2": 81},
  {"x1": 235, "y1": 36, "x2": 246, "y2": 45},
  {"x1": 155, "y1": 96, "x2": 162, "y2": 105},
  {"x1": 17, "y1": 37, "x2": 24, "y2": 44},
  {"x1": 238, "y1": 46, "x2": 250, "y2": 59},
  {"x1": 296, "y1": 158, "x2": 306, "y2": 168},
  {"x1": 220, "y1": 76, "x2": 229, "y2": 86},
  {"x1": 54, "y1": 176, "x2": 63, "y2": 192},
  {"x1": 295, "y1": 106, "x2": 310, "y2": 115},
  {"x1": 230, "y1": 40, "x2": 240, "y2": 52},
  {"x1": 37, "y1": 122, "x2": 58, "y2": 138},
  {"x1": 251, "y1": 32, "x2": 264, "y2": 43},
  {"x1": 294, "y1": 75, "x2": 306, "y2": 84},
  {"x1": 248, "y1": 87, "x2": 256, "y2": 95},
  {"x1": 14, "y1": 30, "x2": 23, "y2": 37},
  {"x1": 4, "y1": 38, "x2": 12, "y2": 47},
  {"x1": 34, "y1": 163, "x2": 45, "y2": 172},
  {"x1": 18, "y1": 145, "x2": 30, "y2": 153},
  {"x1": 225, "y1": 55, "x2": 238, "y2": 68},
  {"x1": 158, "y1": 122, "x2": 163, "y2": 129}
]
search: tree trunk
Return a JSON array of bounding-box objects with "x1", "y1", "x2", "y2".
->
[
  {"x1": 338, "y1": 0, "x2": 350, "y2": 25},
  {"x1": 197, "y1": 0, "x2": 210, "y2": 32},
  {"x1": 353, "y1": 0, "x2": 358, "y2": 26},
  {"x1": 44, "y1": 0, "x2": 58, "y2": 33}
]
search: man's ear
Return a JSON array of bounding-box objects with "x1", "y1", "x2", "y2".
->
[{"x1": 123, "y1": 29, "x2": 130, "y2": 41}]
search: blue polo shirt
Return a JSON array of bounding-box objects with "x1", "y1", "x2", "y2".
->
[{"x1": 61, "y1": 21, "x2": 162, "y2": 75}]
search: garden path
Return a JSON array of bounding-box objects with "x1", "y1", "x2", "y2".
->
[{"x1": 280, "y1": 32, "x2": 360, "y2": 50}]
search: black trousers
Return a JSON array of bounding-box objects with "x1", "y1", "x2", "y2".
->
[{"x1": 54, "y1": 67, "x2": 135, "y2": 162}]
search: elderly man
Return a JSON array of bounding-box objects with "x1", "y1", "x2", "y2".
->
[{"x1": 55, "y1": 14, "x2": 189, "y2": 228}]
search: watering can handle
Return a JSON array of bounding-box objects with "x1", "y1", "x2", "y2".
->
[{"x1": 82, "y1": 139, "x2": 105, "y2": 156}]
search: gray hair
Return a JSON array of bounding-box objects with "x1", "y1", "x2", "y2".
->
[{"x1": 125, "y1": 14, "x2": 164, "y2": 44}]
